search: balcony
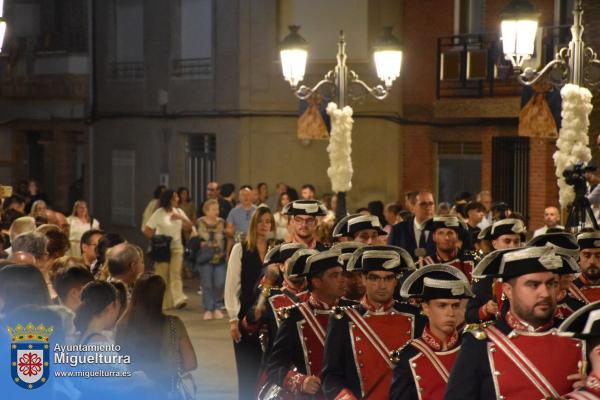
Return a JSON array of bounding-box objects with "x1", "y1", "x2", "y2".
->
[
  {"x1": 0, "y1": 32, "x2": 89, "y2": 100},
  {"x1": 436, "y1": 25, "x2": 572, "y2": 99},
  {"x1": 434, "y1": 25, "x2": 571, "y2": 118},
  {"x1": 171, "y1": 58, "x2": 212, "y2": 79}
]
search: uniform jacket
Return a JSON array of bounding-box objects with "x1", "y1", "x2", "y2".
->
[
  {"x1": 444, "y1": 312, "x2": 585, "y2": 400},
  {"x1": 390, "y1": 325, "x2": 461, "y2": 400},
  {"x1": 265, "y1": 295, "x2": 356, "y2": 395},
  {"x1": 321, "y1": 299, "x2": 426, "y2": 399},
  {"x1": 571, "y1": 277, "x2": 600, "y2": 304}
]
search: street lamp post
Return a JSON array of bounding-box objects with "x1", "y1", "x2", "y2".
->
[
  {"x1": 279, "y1": 25, "x2": 402, "y2": 108},
  {"x1": 279, "y1": 25, "x2": 402, "y2": 222},
  {"x1": 500, "y1": 0, "x2": 600, "y2": 233},
  {"x1": 501, "y1": 0, "x2": 600, "y2": 88}
]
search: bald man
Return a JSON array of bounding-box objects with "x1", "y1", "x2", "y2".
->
[{"x1": 532, "y1": 206, "x2": 564, "y2": 237}]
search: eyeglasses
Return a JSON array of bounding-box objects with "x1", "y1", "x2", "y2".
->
[
  {"x1": 417, "y1": 201, "x2": 435, "y2": 208},
  {"x1": 366, "y1": 274, "x2": 397, "y2": 283},
  {"x1": 293, "y1": 216, "x2": 316, "y2": 226}
]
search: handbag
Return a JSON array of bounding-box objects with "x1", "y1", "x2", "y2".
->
[
  {"x1": 184, "y1": 236, "x2": 201, "y2": 264},
  {"x1": 168, "y1": 317, "x2": 197, "y2": 400},
  {"x1": 150, "y1": 234, "x2": 172, "y2": 263}
]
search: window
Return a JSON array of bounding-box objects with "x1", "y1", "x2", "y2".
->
[
  {"x1": 186, "y1": 134, "x2": 216, "y2": 204},
  {"x1": 173, "y1": 0, "x2": 213, "y2": 78},
  {"x1": 454, "y1": 0, "x2": 485, "y2": 35},
  {"x1": 111, "y1": 150, "x2": 136, "y2": 226},
  {"x1": 436, "y1": 142, "x2": 482, "y2": 204},
  {"x1": 279, "y1": 0, "x2": 368, "y2": 61},
  {"x1": 110, "y1": 0, "x2": 144, "y2": 79}
]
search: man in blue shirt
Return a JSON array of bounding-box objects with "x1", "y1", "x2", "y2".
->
[{"x1": 225, "y1": 185, "x2": 257, "y2": 245}]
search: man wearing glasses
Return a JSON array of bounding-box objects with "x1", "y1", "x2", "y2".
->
[
  {"x1": 201, "y1": 181, "x2": 232, "y2": 219},
  {"x1": 388, "y1": 191, "x2": 436, "y2": 260},
  {"x1": 321, "y1": 245, "x2": 425, "y2": 399},
  {"x1": 282, "y1": 200, "x2": 328, "y2": 250}
]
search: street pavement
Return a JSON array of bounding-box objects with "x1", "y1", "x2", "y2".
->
[{"x1": 169, "y1": 279, "x2": 238, "y2": 399}]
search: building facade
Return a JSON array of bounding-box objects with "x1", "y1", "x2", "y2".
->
[{"x1": 0, "y1": 0, "x2": 599, "y2": 238}]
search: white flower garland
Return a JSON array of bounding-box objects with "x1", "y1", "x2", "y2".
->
[
  {"x1": 553, "y1": 83, "x2": 593, "y2": 208},
  {"x1": 326, "y1": 102, "x2": 354, "y2": 192}
]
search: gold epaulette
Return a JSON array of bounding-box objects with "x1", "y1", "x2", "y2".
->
[
  {"x1": 276, "y1": 304, "x2": 299, "y2": 320},
  {"x1": 332, "y1": 306, "x2": 347, "y2": 320},
  {"x1": 462, "y1": 321, "x2": 494, "y2": 340}
]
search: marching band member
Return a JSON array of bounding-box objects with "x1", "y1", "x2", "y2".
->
[
  {"x1": 560, "y1": 300, "x2": 600, "y2": 399},
  {"x1": 571, "y1": 232, "x2": 600, "y2": 304},
  {"x1": 465, "y1": 218, "x2": 525, "y2": 323},
  {"x1": 265, "y1": 248, "x2": 353, "y2": 397},
  {"x1": 390, "y1": 263, "x2": 474, "y2": 400},
  {"x1": 321, "y1": 245, "x2": 424, "y2": 399},
  {"x1": 423, "y1": 216, "x2": 476, "y2": 280},
  {"x1": 445, "y1": 245, "x2": 584, "y2": 399}
]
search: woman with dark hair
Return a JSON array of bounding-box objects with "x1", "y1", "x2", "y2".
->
[
  {"x1": 116, "y1": 272, "x2": 197, "y2": 393},
  {"x1": 91, "y1": 232, "x2": 124, "y2": 279},
  {"x1": 141, "y1": 185, "x2": 166, "y2": 231},
  {"x1": 177, "y1": 186, "x2": 196, "y2": 223},
  {"x1": 144, "y1": 189, "x2": 193, "y2": 309},
  {"x1": 0, "y1": 264, "x2": 50, "y2": 317},
  {"x1": 224, "y1": 206, "x2": 275, "y2": 400},
  {"x1": 74, "y1": 280, "x2": 120, "y2": 344},
  {"x1": 111, "y1": 280, "x2": 128, "y2": 319}
]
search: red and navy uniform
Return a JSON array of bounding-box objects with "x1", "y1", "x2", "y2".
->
[
  {"x1": 571, "y1": 277, "x2": 600, "y2": 304},
  {"x1": 465, "y1": 276, "x2": 510, "y2": 323},
  {"x1": 445, "y1": 311, "x2": 585, "y2": 400},
  {"x1": 426, "y1": 250, "x2": 475, "y2": 282},
  {"x1": 565, "y1": 373, "x2": 600, "y2": 400},
  {"x1": 390, "y1": 325, "x2": 461, "y2": 400},
  {"x1": 555, "y1": 288, "x2": 587, "y2": 320},
  {"x1": 321, "y1": 297, "x2": 426, "y2": 399},
  {"x1": 244, "y1": 281, "x2": 309, "y2": 355},
  {"x1": 265, "y1": 294, "x2": 356, "y2": 397}
]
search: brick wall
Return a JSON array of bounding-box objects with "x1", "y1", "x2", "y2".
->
[
  {"x1": 401, "y1": 0, "x2": 454, "y2": 113},
  {"x1": 402, "y1": 125, "x2": 434, "y2": 192},
  {"x1": 528, "y1": 138, "x2": 559, "y2": 231}
]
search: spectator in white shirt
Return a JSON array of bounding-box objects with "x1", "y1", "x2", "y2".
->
[
  {"x1": 533, "y1": 206, "x2": 564, "y2": 237},
  {"x1": 67, "y1": 200, "x2": 100, "y2": 257},
  {"x1": 476, "y1": 190, "x2": 493, "y2": 229}
]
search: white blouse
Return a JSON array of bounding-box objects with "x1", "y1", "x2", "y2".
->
[
  {"x1": 145, "y1": 207, "x2": 186, "y2": 249},
  {"x1": 224, "y1": 243, "x2": 243, "y2": 322}
]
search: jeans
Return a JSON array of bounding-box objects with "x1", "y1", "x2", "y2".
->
[{"x1": 197, "y1": 261, "x2": 226, "y2": 311}]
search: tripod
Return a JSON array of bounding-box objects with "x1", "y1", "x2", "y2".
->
[{"x1": 565, "y1": 191, "x2": 599, "y2": 233}]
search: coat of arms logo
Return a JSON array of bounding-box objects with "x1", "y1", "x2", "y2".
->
[{"x1": 7, "y1": 322, "x2": 53, "y2": 390}]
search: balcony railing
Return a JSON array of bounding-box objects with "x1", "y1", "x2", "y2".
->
[
  {"x1": 108, "y1": 62, "x2": 144, "y2": 81},
  {"x1": 436, "y1": 25, "x2": 571, "y2": 99},
  {"x1": 171, "y1": 58, "x2": 212, "y2": 79}
]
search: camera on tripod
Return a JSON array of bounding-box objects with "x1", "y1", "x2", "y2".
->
[
  {"x1": 563, "y1": 163, "x2": 597, "y2": 196},
  {"x1": 562, "y1": 162, "x2": 599, "y2": 232}
]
